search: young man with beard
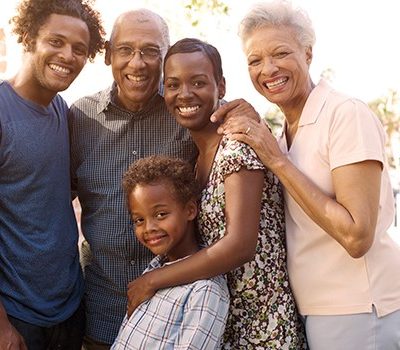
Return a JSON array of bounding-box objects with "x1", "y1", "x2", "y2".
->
[{"x1": 0, "y1": 0, "x2": 104, "y2": 348}]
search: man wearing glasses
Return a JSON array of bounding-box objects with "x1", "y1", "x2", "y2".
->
[{"x1": 68, "y1": 9, "x2": 197, "y2": 349}]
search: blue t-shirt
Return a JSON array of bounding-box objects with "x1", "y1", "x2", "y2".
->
[{"x1": 0, "y1": 80, "x2": 83, "y2": 326}]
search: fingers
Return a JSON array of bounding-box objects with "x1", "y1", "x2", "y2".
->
[
  {"x1": 210, "y1": 99, "x2": 243, "y2": 123},
  {"x1": 221, "y1": 116, "x2": 257, "y2": 136}
]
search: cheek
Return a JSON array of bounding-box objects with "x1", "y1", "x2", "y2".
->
[
  {"x1": 248, "y1": 67, "x2": 259, "y2": 83},
  {"x1": 76, "y1": 57, "x2": 88, "y2": 72}
]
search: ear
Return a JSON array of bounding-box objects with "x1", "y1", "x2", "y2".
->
[
  {"x1": 22, "y1": 32, "x2": 34, "y2": 52},
  {"x1": 217, "y1": 76, "x2": 226, "y2": 99},
  {"x1": 186, "y1": 199, "x2": 198, "y2": 221},
  {"x1": 105, "y1": 41, "x2": 111, "y2": 66},
  {"x1": 305, "y1": 46, "x2": 313, "y2": 65}
]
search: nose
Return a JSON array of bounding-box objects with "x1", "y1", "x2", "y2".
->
[
  {"x1": 127, "y1": 51, "x2": 146, "y2": 68},
  {"x1": 261, "y1": 58, "x2": 279, "y2": 76},
  {"x1": 177, "y1": 84, "x2": 193, "y2": 100},
  {"x1": 58, "y1": 45, "x2": 74, "y2": 62},
  {"x1": 144, "y1": 218, "x2": 157, "y2": 233}
]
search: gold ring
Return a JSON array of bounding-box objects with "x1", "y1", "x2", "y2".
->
[{"x1": 245, "y1": 126, "x2": 251, "y2": 135}]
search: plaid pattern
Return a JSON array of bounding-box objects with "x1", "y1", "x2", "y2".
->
[
  {"x1": 69, "y1": 84, "x2": 197, "y2": 344},
  {"x1": 111, "y1": 255, "x2": 229, "y2": 350}
]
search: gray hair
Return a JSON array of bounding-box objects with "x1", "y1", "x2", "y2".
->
[
  {"x1": 109, "y1": 9, "x2": 170, "y2": 54},
  {"x1": 239, "y1": 1, "x2": 315, "y2": 48}
]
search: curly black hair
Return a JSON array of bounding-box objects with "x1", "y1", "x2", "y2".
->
[
  {"x1": 122, "y1": 156, "x2": 199, "y2": 207},
  {"x1": 10, "y1": 0, "x2": 105, "y2": 61}
]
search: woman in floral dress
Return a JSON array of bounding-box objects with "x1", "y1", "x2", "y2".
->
[{"x1": 126, "y1": 38, "x2": 306, "y2": 349}]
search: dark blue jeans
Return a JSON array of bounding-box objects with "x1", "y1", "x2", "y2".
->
[{"x1": 8, "y1": 302, "x2": 85, "y2": 350}]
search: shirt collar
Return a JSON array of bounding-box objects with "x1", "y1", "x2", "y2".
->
[
  {"x1": 298, "y1": 78, "x2": 332, "y2": 127},
  {"x1": 96, "y1": 83, "x2": 114, "y2": 114},
  {"x1": 97, "y1": 81, "x2": 165, "y2": 116},
  {"x1": 278, "y1": 78, "x2": 332, "y2": 140}
]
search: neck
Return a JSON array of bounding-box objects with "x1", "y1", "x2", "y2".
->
[
  {"x1": 166, "y1": 224, "x2": 200, "y2": 262},
  {"x1": 9, "y1": 70, "x2": 55, "y2": 107},
  {"x1": 279, "y1": 78, "x2": 315, "y2": 124},
  {"x1": 190, "y1": 122, "x2": 220, "y2": 152}
]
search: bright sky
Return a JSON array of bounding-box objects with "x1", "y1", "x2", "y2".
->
[{"x1": 1, "y1": 0, "x2": 400, "y2": 116}]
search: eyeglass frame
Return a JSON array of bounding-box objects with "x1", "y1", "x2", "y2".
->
[{"x1": 110, "y1": 45, "x2": 163, "y2": 62}]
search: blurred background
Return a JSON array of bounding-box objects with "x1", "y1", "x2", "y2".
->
[{"x1": 1, "y1": 0, "x2": 399, "y2": 239}]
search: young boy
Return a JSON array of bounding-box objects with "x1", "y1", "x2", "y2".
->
[{"x1": 112, "y1": 155, "x2": 229, "y2": 349}]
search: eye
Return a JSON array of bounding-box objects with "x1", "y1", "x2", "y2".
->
[
  {"x1": 156, "y1": 211, "x2": 168, "y2": 220},
  {"x1": 116, "y1": 46, "x2": 133, "y2": 57},
  {"x1": 165, "y1": 81, "x2": 179, "y2": 90},
  {"x1": 141, "y1": 47, "x2": 161, "y2": 58},
  {"x1": 193, "y1": 80, "x2": 206, "y2": 88},
  {"x1": 73, "y1": 45, "x2": 88, "y2": 57},
  {"x1": 274, "y1": 51, "x2": 289, "y2": 59},
  {"x1": 49, "y1": 38, "x2": 62, "y2": 47},
  {"x1": 132, "y1": 216, "x2": 144, "y2": 225},
  {"x1": 248, "y1": 58, "x2": 261, "y2": 67}
]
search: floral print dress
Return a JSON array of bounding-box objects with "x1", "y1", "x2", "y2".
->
[{"x1": 197, "y1": 137, "x2": 306, "y2": 349}]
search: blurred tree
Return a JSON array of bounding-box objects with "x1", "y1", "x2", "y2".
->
[
  {"x1": 369, "y1": 90, "x2": 400, "y2": 169},
  {"x1": 184, "y1": 0, "x2": 229, "y2": 26},
  {"x1": 263, "y1": 105, "x2": 284, "y2": 136},
  {"x1": 0, "y1": 28, "x2": 6, "y2": 74},
  {"x1": 320, "y1": 67, "x2": 335, "y2": 83}
]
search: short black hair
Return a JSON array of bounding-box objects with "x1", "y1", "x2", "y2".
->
[
  {"x1": 122, "y1": 156, "x2": 199, "y2": 206},
  {"x1": 10, "y1": 0, "x2": 105, "y2": 61},
  {"x1": 164, "y1": 38, "x2": 223, "y2": 83}
]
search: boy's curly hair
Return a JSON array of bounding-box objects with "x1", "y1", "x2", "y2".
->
[
  {"x1": 10, "y1": 0, "x2": 105, "y2": 61},
  {"x1": 123, "y1": 156, "x2": 199, "y2": 206}
]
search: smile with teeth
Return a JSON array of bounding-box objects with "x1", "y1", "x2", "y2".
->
[
  {"x1": 265, "y1": 77, "x2": 288, "y2": 90},
  {"x1": 178, "y1": 105, "x2": 200, "y2": 114},
  {"x1": 127, "y1": 74, "x2": 147, "y2": 82},
  {"x1": 49, "y1": 64, "x2": 71, "y2": 74}
]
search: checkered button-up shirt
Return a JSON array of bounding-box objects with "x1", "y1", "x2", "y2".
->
[
  {"x1": 69, "y1": 84, "x2": 197, "y2": 344},
  {"x1": 111, "y1": 255, "x2": 230, "y2": 350}
]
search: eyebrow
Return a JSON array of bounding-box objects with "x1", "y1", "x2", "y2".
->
[{"x1": 46, "y1": 32, "x2": 89, "y2": 49}]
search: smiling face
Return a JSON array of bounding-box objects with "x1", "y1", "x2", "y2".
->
[
  {"x1": 105, "y1": 12, "x2": 166, "y2": 112},
  {"x1": 164, "y1": 51, "x2": 225, "y2": 132},
  {"x1": 129, "y1": 181, "x2": 198, "y2": 261},
  {"x1": 244, "y1": 25, "x2": 312, "y2": 115},
  {"x1": 23, "y1": 14, "x2": 89, "y2": 102}
]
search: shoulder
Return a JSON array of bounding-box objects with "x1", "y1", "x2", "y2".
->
[
  {"x1": 191, "y1": 275, "x2": 229, "y2": 300},
  {"x1": 218, "y1": 136, "x2": 264, "y2": 172},
  {"x1": 52, "y1": 94, "x2": 69, "y2": 114},
  {"x1": 69, "y1": 87, "x2": 110, "y2": 113}
]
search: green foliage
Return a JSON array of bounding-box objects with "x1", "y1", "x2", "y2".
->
[
  {"x1": 368, "y1": 90, "x2": 400, "y2": 168},
  {"x1": 184, "y1": 0, "x2": 229, "y2": 27},
  {"x1": 263, "y1": 105, "x2": 284, "y2": 136}
]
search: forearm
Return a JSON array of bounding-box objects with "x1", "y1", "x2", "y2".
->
[
  {"x1": 148, "y1": 235, "x2": 252, "y2": 290},
  {"x1": 272, "y1": 157, "x2": 379, "y2": 257}
]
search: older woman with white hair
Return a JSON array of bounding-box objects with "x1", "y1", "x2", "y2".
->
[{"x1": 216, "y1": 1, "x2": 400, "y2": 349}]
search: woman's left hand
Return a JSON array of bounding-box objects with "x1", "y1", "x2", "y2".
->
[
  {"x1": 127, "y1": 272, "x2": 156, "y2": 317},
  {"x1": 221, "y1": 115, "x2": 285, "y2": 171}
]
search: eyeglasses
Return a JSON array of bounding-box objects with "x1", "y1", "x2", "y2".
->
[{"x1": 112, "y1": 46, "x2": 162, "y2": 62}]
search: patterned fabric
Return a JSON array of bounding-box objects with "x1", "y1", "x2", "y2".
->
[
  {"x1": 111, "y1": 255, "x2": 230, "y2": 350},
  {"x1": 197, "y1": 137, "x2": 307, "y2": 349},
  {"x1": 68, "y1": 84, "x2": 198, "y2": 344}
]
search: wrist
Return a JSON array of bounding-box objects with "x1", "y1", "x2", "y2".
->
[{"x1": 144, "y1": 269, "x2": 159, "y2": 290}]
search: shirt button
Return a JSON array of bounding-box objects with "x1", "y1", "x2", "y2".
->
[
  {"x1": 132, "y1": 150, "x2": 137, "y2": 155},
  {"x1": 130, "y1": 260, "x2": 135, "y2": 266}
]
